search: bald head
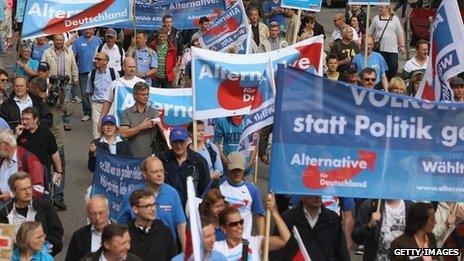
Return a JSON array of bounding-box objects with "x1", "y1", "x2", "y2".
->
[
  {"x1": 123, "y1": 57, "x2": 136, "y2": 78},
  {"x1": 333, "y1": 13, "x2": 345, "y2": 29}
]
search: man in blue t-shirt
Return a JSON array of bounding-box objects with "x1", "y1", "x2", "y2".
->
[
  {"x1": 31, "y1": 37, "x2": 51, "y2": 61},
  {"x1": 263, "y1": 0, "x2": 292, "y2": 32},
  {"x1": 117, "y1": 156, "x2": 187, "y2": 250},
  {"x1": 72, "y1": 28, "x2": 102, "y2": 121}
]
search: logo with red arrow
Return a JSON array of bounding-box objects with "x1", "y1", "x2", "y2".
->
[
  {"x1": 302, "y1": 151, "x2": 376, "y2": 189},
  {"x1": 217, "y1": 78, "x2": 262, "y2": 111}
]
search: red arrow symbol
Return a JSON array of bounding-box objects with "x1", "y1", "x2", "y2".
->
[
  {"x1": 204, "y1": 16, "x2": 240, "y2": 37},
  {"x1": 302, "y1": 151, "x2": 376, "y2": 189},
  {"x1": 43, "y1": 0, "x2": 116, "y2": 35}
]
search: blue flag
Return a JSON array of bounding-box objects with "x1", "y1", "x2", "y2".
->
[{"x1": 270, "y1": 64, "x2": 464, "y2": 202}]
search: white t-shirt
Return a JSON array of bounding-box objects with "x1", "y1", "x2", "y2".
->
[
  {"x1": 213, "y1": 236, "x2": 263, "y2": 261},
  {"x1": 103, "y1": 76, "x2": 145, "y2": 103},
  {"x1": 376, "y1": 200, "x2": 406, "y2": 260}
]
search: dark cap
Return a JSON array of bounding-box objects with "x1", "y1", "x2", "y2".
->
[
  {"x1": 101, "y1": 115, "x2": 117, "y2": 125},
  {"x1": 450, "y1": 77, "x2": 464, "y2": 88},
  {"x1": 169, "y1": 126, "x2": 188, "y2": 142},
  {"x1": 105, "y1": 28, "x2": 117, "y2": 37},
  {"x1": 346, "y1": 63, "x2": 358, "y2": 74},
  {"x1": 38, "y1": 61, "x2": 50, "y2": 71}
]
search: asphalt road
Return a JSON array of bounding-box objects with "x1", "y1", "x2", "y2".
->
[{"x1": 0, "y1": 4, "x2": 412, "y2": 260}]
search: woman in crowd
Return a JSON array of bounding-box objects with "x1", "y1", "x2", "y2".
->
[
  {"x1": 368, "y1": 4, "x2": 405, "y2": 79},
  {"x1": 388, "y1": 76, "x2": 407, "y2": 95},
  {"x1": 389, "y1": 202, "x2": 437, "y2": 260},
  {"x1": 297, "y1": 16, "x2": 315, "y2": 42},
  {"x1": 199, "y1": 188, "x2": 227, "y2": 241},
  {"x1": 407, "y1": 71, "x2": 424, "y2": 96},
  {"x1": 433, "y1": 202, "x2": 464, "y2": 247},
  {"x1": 87, "y1": 114, "x2": 132, "y2": 172},
  {"x1": 12, "y1": 221, "x2": 53, "y2": 261},
  {"x1": 13, "y1": 43, "x2": 38, "y2": 78},
  {"x1": 213, "y1": 194, "x2": 290, "y2": 260},
  {"x1": 178, "y1": 37, "x2": 201, "y2": 88},
  {"x1": 188, "y1": 120, "x2": 223, "y2": 180},
  {"x1": 349, "y1": 15, "x2": 364, "y2": 40}
]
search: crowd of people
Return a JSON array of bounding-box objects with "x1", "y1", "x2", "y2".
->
[{"x1": 0, "y1": 0, "x2": 464, "y2": 260}]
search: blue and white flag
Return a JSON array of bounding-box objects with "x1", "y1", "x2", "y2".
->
[
  {"x1": 239, "y1": 59, "x2": 275, "y2": 150},
  {"x1": 236, "y1": 24, "x2": 253, "y2": 54},
  {"x1": 416, "y1": 0, "x2": 464, "y2": 101},
  {"x1": 21, "y1": 0, "x2": 133, "y2": 40},
  {"x1": 199, "y1": 0, "x2": 249, "y2": 53}
]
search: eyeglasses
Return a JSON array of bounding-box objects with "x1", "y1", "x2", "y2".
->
[
  {"x1": 363, "y1": 78, "x2": 376, "y2": 82},
  {"x1": 94, "y1": 58, "x2": 107, "y2": 61},
  {"x1": 138, "y1": 203, "x2": 156, "y2": 209},
  {"x1": 227, "y1": 219, "x2": 244, "y2": 227},
  {"x1": 0, "y1": 79, "x2": 7, "y2": 82}
]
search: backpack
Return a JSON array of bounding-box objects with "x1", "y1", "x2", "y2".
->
[
  {"x1": 97, "y1": 43, "x2": 124, "y2": 71},
  {"x1": 20, "y1": 149, "x2": 51, "y2": 198},
  {"x1": 205, "y1": 142, "x2": 217, "y2": 170},
  {"x1": 90, "y1": 67, "x2": 117, "y2": 91}
]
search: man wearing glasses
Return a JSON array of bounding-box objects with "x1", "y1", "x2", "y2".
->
[
  {"x1": 95, "y1": 28, "x2": 126, "y2": 76},
  {"x1": 87, "y1": 52, "x2": 118, "y2": 139},
  {"x1": 360, "y1": 68, "x2": 378, "y2": 89},
  {"x1": 0, "y1": 69, "x2": 9, "y2": 105},
  {"x1": 117, "y1": 156, "x2": 187, "y2": 251},
  {"x1": 127, "y1": 189, "x2": 177, "y2": 260},
  {"x1": 72, "y1": 28, "x2": 102, "y2": 122}
]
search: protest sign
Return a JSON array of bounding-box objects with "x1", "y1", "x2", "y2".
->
[
  {"x1": 270, "y1": 65, "x2": 464, "y2": 202},
  {"x1": 199, "y1": 0, "x2": 249, "y2": 52},
  {"x1": 21, "y1": 0, "x2": 132, "y2": 40},
  {"x1": 113, "y1": 0, "x2": 226, "y2": 30},
  {"x1": 0, "y1": 224, "x2": 14, "y2": 260},
  {"x1": 91, "y1": 149, "x2": 144, "y2": 220},
  {"x1": 191, "y1": 36, "x2": 324, "y2": 120},
  {"x1": 416, "y1": 0, "x2": 464, "y2": 101},
  {"x1": 281, "y1": 0, "x2": 322, "y2": 12},
  {"x1": 347, "y1": 0, "x2": 389, "y2": 5}
]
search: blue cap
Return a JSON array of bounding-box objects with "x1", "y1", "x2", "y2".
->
[
  {"x1": 170, "y1": 127, "x2": 188, "y2": 142},
  {"x1": 101, "y1": 115, "x2": 117, "y2": 125}
]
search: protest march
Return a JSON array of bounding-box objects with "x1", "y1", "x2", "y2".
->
[{"x1": 2, "y1": 0, "x2": 464, "y2": 260}]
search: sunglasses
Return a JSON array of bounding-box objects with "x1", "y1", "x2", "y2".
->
[
  {"x1": 0, "y1": 79, "x2": 7, "y2": 82},
  {"x1": 363, "y1": 78, "x2": 376, "y2": 82},
  {"x1": 227, "y1": 219, "x2": 244, "y2": 227}
]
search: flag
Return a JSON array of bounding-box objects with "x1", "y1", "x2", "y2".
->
[
  {"x1": 415, "y1": 0, "x2": 464, "y2": 101},
  {"x1": 292, "y1": 226, "x2": 311, "y2": 261},
  {"x1": 238, "y1": 59, "x2": 275, "y2": 150},
  {"x1": 184, "y1": 176, "x2": 203, "y2": 261},
  {"x1": 237, "y1": 24, "x2": 253, "y2": 54},
  {"x1": 198, "y1": 0, "x2": 249, "y2": 53}
]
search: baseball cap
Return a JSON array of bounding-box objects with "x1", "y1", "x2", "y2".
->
[
  {"x1": 346, "y1": 63, "x2": 358, "y2": 74},
  {"x1": 105, "y1": 28, "x2": 117, "y2": 37},
  {"x1": 101, "y1": 115, "x2": 117, "y2": 125},
  {"x1": 38, "y1": 61, "x2": 50, "y2": 71},
  {"x1": 450, "y1": 77, "x2": 464, "y2": 88},
  {"x1": 170, "y1": 127, "x2": 188, "y2": 142},
  {"x1": 227, "y1": 152, "x2": 245, "y2": 171}
]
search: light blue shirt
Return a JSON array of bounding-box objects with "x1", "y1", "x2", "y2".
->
[
  {"x1": 14, "y1": 94, "x2": 33, "y2": 115},
  {"x1": 197, "y1": 142, "x2": 223, "y2": 175},
  {"x1": 73, "y1": 36, "x2": 102, "y2": 73},
  {"x1": 87, "y1": 67, "x2": 117, "y2": 102},
  {"x1": 353, "y1": 52, "x2": 389, "y2": 85},
  {"x1": 0, "y1": 117, "x2": 9, "y2": 129},
  {"x1": 31, "y1": 43, "x2": 51, "y2": 61},
  {"x1": 0, "y1": 150, "x2": 18, "y2": 193},
  {"x1": 135, "y1": 47, "x2": 158, "y2": 85},
  {"x1": 172, "y1": 251, "x2": 227, "y2": 261},
  {"x1": 13, "y1": 59, "x2": 39, "y2": 77}
]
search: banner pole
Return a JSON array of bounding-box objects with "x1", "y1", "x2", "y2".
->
[
  {"x1": 364, "y1": 4, "x2": 371, "y2": 69},
  {"x1": 451, "y1": 202, "x2": 459, "y2": 216},
  {"x1": 263, "y1": 208, "x2": 271, "y2": 261},
  {"x1": 376, "y1": 198, "x2": 381, "y2": 213},
  {"x1": 292, "y1": 9, "x2": 302, "y2": 45},
  {"x1": 254, "y1": 133, "x2": 259, "y2": 184}
]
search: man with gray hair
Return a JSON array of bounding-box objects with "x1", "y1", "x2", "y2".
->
[
  {"x1": 65, "y1": 194, "x2": 111, "y2": 261},
  {"x1": 0, "y1": 129, "x2": 45, "y2": 201},
  {"x1": 120, "y1": 82, "x2": 166, "y2": 158}
]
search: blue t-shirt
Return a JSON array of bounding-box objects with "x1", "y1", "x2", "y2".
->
[
  {"x1": 31, "y1": 43, "x2": 51, "y2": 61},
  {"x1": 117, "y1": 183, "x2": 186, "y2": 239},
  {"x1": 263, "y1": 0, "x2": 286, "y2": 26},
  {"x1": 171, "y1": 250, "x2": 227, "y2": 261},
  {"x1": 13, "y1": 59, "x2": 39, "y2": 77},
  {"x1": 213, "y1": 117, "x2": 245, "y2": 156},
  {"x1": 72, "y1": 36, "x2": 103, "y2": 73},
  {"x1": 353, "y1": 52, "x2": 389, "y2": 85},
  {"x1": 215, "y1": 227, "x2": 226, "y2": 241},
  {"x1": 0, "y1": 117, "x2": 9, "y2": 129},
  {"x1": 135, "y1": 47, "x2": 158, "y2": 85}
]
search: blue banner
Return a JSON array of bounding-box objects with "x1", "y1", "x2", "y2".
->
[
  {"x1": 199, "y1": 0, "x2": 248, "y2": 52},
  {"x1": 270, "y1": 65, "x2": 464, "y2": 202},
  {"x1": 113, "y1": 0, "x2": 226, "y2": 30},
  {"x1": 91, "y1": 149, "x2": 144, "y2": 220},
  {"x1": 347, "y1": 0, "x2": 389, "y2": 5},
  {"x1": 115, "y1": 86, "x2": 193, "y2": 127},
  {"x1": 191, "y1": 36, "x2": 324, "y2": 120},
  {"x1": 21, "y1": 0, "x2": 132, "y2": 40},
  {"x1": 15, "y1": 0, "x2": 26, "y2": 22},
  {"x1": 281, "y1": 0, "x2": 322, "y2": 12}
]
